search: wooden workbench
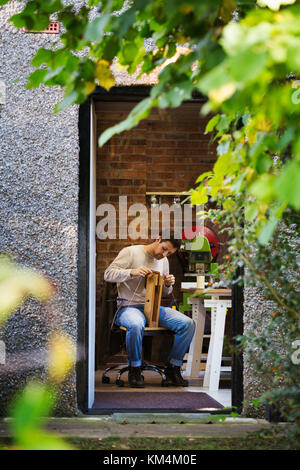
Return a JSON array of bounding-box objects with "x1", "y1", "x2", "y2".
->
[{"x1": 182, "y1": 288, "x2": 232, "y2": 391}]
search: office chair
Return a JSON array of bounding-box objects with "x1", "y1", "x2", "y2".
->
[{"x1": 101, "y1": 323, "x2": 174, "y2": 387}]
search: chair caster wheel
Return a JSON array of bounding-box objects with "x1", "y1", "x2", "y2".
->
[
  {"x1": 161, "y1": 380, "x2": 169, "y2": 387},
  {"x1": 116, "y1": 379, "x2": 125, "y2": 387},
  {"x1": 102, "y1": 376, "x2": 110, "y2": 384}
]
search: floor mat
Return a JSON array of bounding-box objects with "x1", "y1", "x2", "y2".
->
[{"x1": 92, "y1": 392, "x2": 223, "y2": 411}]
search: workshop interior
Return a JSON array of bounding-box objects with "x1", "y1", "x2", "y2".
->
[{"x1": 93, "y1": 95, "x2": 232, "y2": 412}]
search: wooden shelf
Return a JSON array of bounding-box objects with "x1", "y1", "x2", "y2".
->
[
  {"x1": 146, "y1": 192, "x2": 191, "y2": 196},
  {"x1": 181, "y1": 288, "x2": 232, "y2": 295}
]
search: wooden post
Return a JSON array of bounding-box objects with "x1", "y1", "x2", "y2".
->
[{"x1": 144, "y1": 271, "x2": 163, "y2": 327}]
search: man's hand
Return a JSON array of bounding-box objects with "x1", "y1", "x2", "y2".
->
[
  {"x1": 130, "y1": 266, "x2": 153, "y2": 277},
  {"x1": 163, "y1": 273, "x2": 175, "y2": 287}
]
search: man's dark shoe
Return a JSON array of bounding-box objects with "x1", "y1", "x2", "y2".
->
[
  {"x1": 164, "y1": 363, "x2": 189, "y2": 387},
  {"x1": 128, "y1": 366, "x2": 144, "y2": 388}
]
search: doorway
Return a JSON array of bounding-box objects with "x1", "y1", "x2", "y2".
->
[{"x1": 77, "y1": 86, "x2": 243, "y2": 414}]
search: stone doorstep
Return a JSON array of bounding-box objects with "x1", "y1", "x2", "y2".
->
[
  {"x1": 0, "y1": 415, "x2": 285, "y2": 440},
  {"x1": 2, "y1": 414, "x2": 271, "y2": 426},
  {"x1": 110, "y1": 414, "x2": 269, "y2": 425}
]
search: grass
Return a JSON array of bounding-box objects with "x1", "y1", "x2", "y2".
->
[
  {"x1": 67, "y1": 432, "x2": 300, "y2": 450},
  {"x1": 0, "y1": 429, "x2": 299, "y2": 451}
]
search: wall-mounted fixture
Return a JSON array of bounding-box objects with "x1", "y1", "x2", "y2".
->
[
  {"x1": 150, "y1": 195, "x2": 161, "y2": 208},
  {"x1": 173, "y1": 196, "x2": 181, "y2": 207},
  {"x1": 146, "y1": 192, "x2": 191, "y2": 208}
]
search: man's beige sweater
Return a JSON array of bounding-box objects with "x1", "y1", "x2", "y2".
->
[{"x1": 104, "y1": 244, "x2": 173, "y2": 306}]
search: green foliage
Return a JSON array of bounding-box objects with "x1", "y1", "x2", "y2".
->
[
  {"x1": 0, "y1": 257, "x2": 75, "y2": 449},
  {"x1": 206, "y1": 194, "x2": 300, "y2": 436},
  {"x1": 193, "y1": 3, "x2": 300, "y2": 239},
  {"x1": 8, "y1": 381, "x2": 73, "y2": 450},
  {"x1": 6, "y1": 0, "x2": 299, "y2": 237}
]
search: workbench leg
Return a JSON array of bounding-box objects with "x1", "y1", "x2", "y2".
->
[
  {"x1": 207, "y1": 304, "x2": 227, "y2": 391},
  {"x1": 185, "y1": 299, "x2": 206, "y2": 379},
  {"x1": 203, "y1": 306, "x2": 216, "y2": 388}
]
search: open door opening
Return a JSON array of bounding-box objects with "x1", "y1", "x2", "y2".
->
[{"x1": 78, "y1": 87, "x2": 243, "y2": 414}]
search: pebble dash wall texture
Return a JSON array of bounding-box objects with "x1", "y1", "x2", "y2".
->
[{"x1": 0, "y1": 1, "x2": 80, "y2": 415}]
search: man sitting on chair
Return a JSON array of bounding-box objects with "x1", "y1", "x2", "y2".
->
[{"x1": 104, "y1": 234, "x2": 195, "y2": 388}]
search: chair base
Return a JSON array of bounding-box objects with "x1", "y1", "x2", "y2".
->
[{"x1": 102, "y1": 362, "x2": 169, "y2": 387}]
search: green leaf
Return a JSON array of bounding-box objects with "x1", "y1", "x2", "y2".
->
[
  {"x1": 43, "y1": 65, "x2": 65, "y2": 83},
  {"x1": 249, "y1": 174, "x2": 275, "y2": 203},
  {"x1": 10, "y1": 381, "x2": 56, "y2": 439},
  {"x1": 99, "y1": 97, "x2": 155, "y2": 146},
  {"x1": 31, "y1": 48, "x2": 53, "y2": 67},
  {"x1": 245, "y1": 203, "x2": 259, "y2": 222},
  {"x1": 84, "y1": 13, "x2": 110, "y2": 42},
  {"x1": 219, "y1": 0, "x2": 237, "y2": 23},
  {"x1": 223, "y1": 199, "x2": 235, "y2": 210},
  {"x1": 38, "y1": 0, "x2": 63, "y2": 14},
  {"x1": 190, "y1": 186, "x2": 209, "y2": 205},
  {"x1": 197, "y1": 62, "x2": 231, "y2": 96},
  {"x1": 157, "y1": 81, "x2": 193, "y2": 108},
  {"x1": 120, "y1": 42, "x2": 139, "y2": 63},
  {"x1": 9, "y1": 380, "x2": 73, "y2": 450},
  {"x1": 102, "y1": 35, "x2": 121, "y2": 61},
  {"x1": 258, "y1": 217, "x2": 279, "y2": 245},
  {"x1": 221, "y1": 21, "x2": 272, "y2": 56},
  {"x1": 217, "y1": 139, "x2": 230, "y2": 155},
  {"x1": 55, "y1": 90, "x2": 79, "y2": 113},
  {"x1": 227, "y1": 50, "x2": 268, "y2": 83},
  {"x1": 213, "y1": 151, "x2": 232, "y2": 176},
  {"x1": 286, "y1": 38, "x2": 300, "y2": 71},
  {"x1": 111, "y1": 7, "x2": 136, "y2": 37},
  {"x1": 195, "y1": 171, "x2": 213, "y2": 183},
  {"x1": 255, "y1": 153, "x2": 273, "y2": 174},
  {"x1": 274, "y1": 160, "x2": 300, "y2": 210},
  {"x1": 205, "y1": 114, "x2": 220, "y2": 134},
  {"x1": 216, "y1": 114, "x2": 229, "y2": 132},
  {"x1": 26, "y1": 69, "x2": 48, "y2": 88},
  {"x1": 10, "y1": 13, "x2": 33, "y2": 29},
  {"x1": 30, "y1": 14, "x2": 51, "y2": 32}
]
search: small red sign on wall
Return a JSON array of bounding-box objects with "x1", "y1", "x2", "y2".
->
[{"x1": 24, "y1": 22, "x2": 60, "y2": 34}]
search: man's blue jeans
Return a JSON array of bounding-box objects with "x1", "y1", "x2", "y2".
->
[{"x1": 115, "y1": 304, "x2": 195, "y2": 367}]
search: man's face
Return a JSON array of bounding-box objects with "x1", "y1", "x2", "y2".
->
[{"x1": 153, "y1": 239, "x2": 177, "y2": 260}]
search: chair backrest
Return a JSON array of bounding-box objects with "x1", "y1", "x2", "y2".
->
[{"x1": 96, "y1": 282, "x2": 123, "y2": 365}]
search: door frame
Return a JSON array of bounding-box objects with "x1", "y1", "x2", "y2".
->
[
  {"x1": 77, "y1": 86, "x2": 244, "y2": 413},
  {"x1": 77, "y1": 95, "x2": 92, "y2": 413}
]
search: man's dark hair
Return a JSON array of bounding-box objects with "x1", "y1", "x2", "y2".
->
[{"x1": 158, "y1": 232, "x2": 181, "y2": 250}]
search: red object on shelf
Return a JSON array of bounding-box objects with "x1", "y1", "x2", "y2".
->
[{"x1": 182, "y1": 225, "x2": 219, "y2": 259}]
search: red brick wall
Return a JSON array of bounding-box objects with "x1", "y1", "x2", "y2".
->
[{"x1": 95, "y1": 99, "x2": 217, "y2": 266}]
